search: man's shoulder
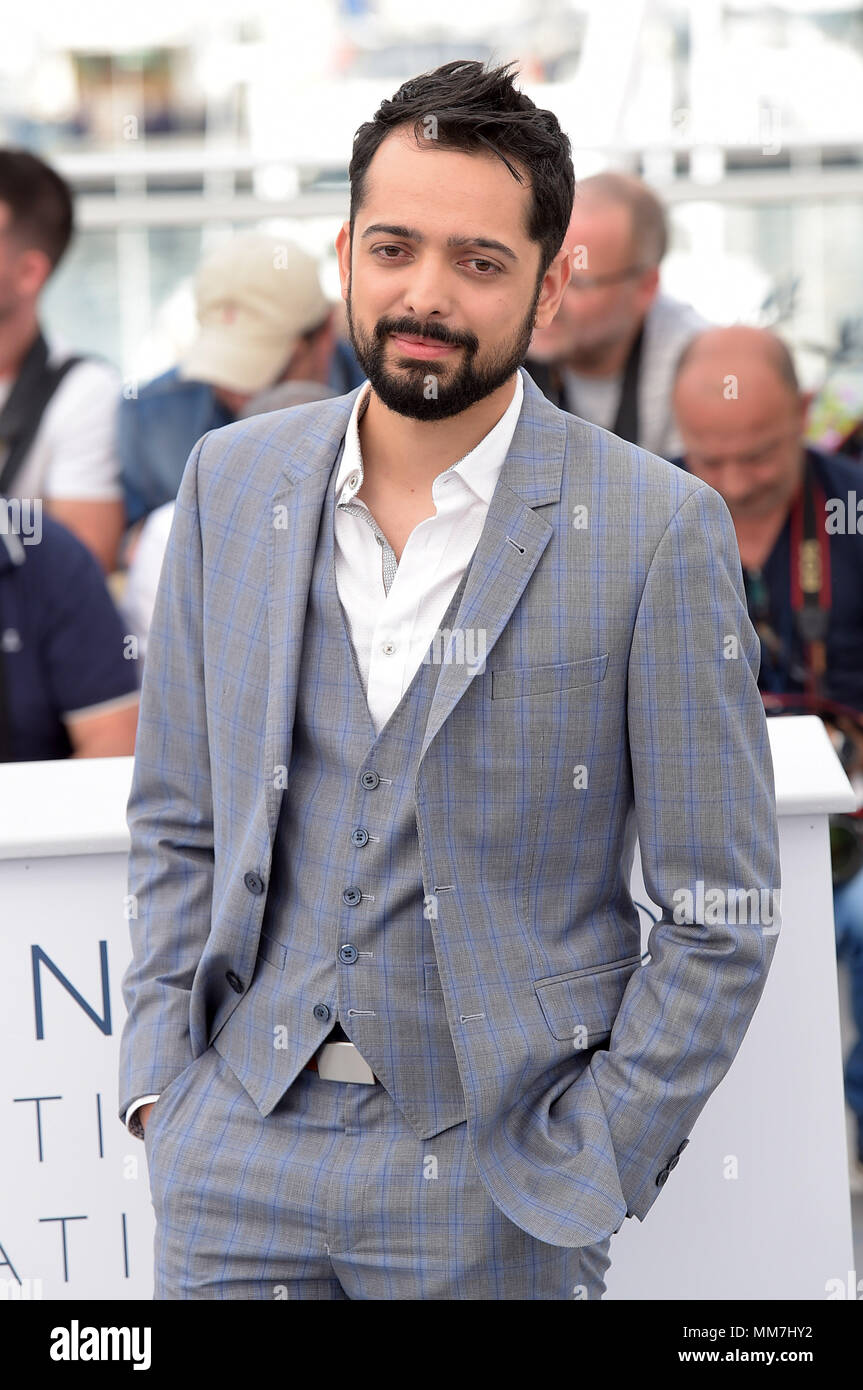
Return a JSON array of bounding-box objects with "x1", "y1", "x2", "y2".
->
[
  {"x1": 193, "y1": 387, "x2": 361, "y2": 480},
  {"x1": 810, "y1": 447, "x2": 863, "y2": 551},
  {"x1": 645, "y1": 292, "x2": 710, "y2": 352},
  {"x1": 42, "y1": 343, "x2": 120, "y2": 412},
  {"x1": 648, "y1": 290, "x2": 710, "y2": 328},
  {"x1": 559, "y1": 407, "x2": 705, "y2": 509},
  {"x1": 810, "y1": 443, "x2": 863, "y2": 493},
  {"x1": 122, "y1": 365, "x2": 207, "y2": 407}
]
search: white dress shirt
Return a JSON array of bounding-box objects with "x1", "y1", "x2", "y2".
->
[{"x1": 126, "y1": 366, "x2": 526, "y2": 1135}]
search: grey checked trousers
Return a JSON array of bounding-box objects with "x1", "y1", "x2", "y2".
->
[{"x1": 144, "y1": 1043, "x2": 614, "y2": 1300}]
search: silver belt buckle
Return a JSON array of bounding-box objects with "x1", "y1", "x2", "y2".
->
[{"x1": 317, "y1": 1041, "x2": 377, "y2": 1084}]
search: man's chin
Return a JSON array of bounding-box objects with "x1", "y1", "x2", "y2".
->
[{"x1": 369, "y1": 372, "x2": 488, "y2": 421}]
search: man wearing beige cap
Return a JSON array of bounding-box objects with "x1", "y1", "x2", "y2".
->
[{"x1": 117, "y1": 231, "x2": 364, "y2": 540}]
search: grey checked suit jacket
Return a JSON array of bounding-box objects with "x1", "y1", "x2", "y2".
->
[{"x1": 119, "y1": 367, "x2": 780, "y2": 1247}]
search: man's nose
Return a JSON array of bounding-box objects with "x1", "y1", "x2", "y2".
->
[
  {"x1": 716, "y1": 464, "x2": 755, "y2": 503},
  {"x1": 401, "y1": 259, "x2": 454, "y2": 324}
]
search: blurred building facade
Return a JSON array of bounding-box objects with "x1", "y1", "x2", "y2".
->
[{"x1": 1, "y1": 0, "x2": 861, "y2": 392}]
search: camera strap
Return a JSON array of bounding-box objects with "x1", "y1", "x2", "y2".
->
[
  {"x1": 0, "y1": 640, "x2": 8, "y2": 762},
  {"x1": 789, "y1": 452, "x2": 831, "y2": 701},
  {"x1": 0, "y1": 330, "x2": 85, "y2": 496},
  {"x1": 611, "y1": 322, "x2": 644, "y2": 446}
]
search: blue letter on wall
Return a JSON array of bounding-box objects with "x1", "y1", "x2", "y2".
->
[{"x1": 31, "y1": 942, "x2": 112, "y2": 1039}]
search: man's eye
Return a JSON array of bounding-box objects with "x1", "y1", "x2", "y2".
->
[{"x1": 372, "y1": 247, "x2": 501, "y2": 275}]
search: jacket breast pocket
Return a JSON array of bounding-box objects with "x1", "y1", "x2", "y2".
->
[
  {"x1": 533, "y1": 953, "x2": 642, "y2": 1043},
  {"x1": 490, "y1": 653, "x2": 609, "y2": 700}
]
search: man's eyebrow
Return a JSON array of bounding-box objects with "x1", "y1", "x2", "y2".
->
[{"x1": 360, "y1": 223, "x2": 518, "y2": 262}]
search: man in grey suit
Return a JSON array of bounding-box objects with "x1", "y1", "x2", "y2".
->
[{"x1": 119, "y1": 59, "x2": 780, "y2": 1300}]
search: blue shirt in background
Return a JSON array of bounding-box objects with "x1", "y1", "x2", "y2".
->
[{"x1": 0, "y1": 514, "x2": 139, "y2": 760}]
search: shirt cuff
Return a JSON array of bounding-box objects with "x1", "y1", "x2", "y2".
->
[{"x1": 125, "y1": 1094, "x2": 160, "y2": 1140}]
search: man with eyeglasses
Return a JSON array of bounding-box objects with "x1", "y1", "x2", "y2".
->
[
  {"x1": 524, "y1": 171, "x2": 708, "y2": 459},
  {"x1": 672, "y1": 323, "x2": 863, "y2": 1185}
]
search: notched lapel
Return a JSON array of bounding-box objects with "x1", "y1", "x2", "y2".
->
[{"x1": 264, "y1": 413, "x2": 354, "y2": 841}]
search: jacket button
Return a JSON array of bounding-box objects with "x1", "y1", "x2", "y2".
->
[
  {"x1": 655, "y1": 1168, "x2": 669, "y2": 1187},
  {"x1": 243, "y1": 871, "x2": 265, "y2": 894},
  {"x1": 351, "y1": 827, "x2": 369, "y2": 846},
  {"x1": 226, "y1": 971, "x2": 244, "y2": 993},
  {"x1": 360, "y1": 771, "x2": 380, "y2": 789},
  {"x1": 668, "y1": 1154, "x2": 680, "y2": 1172},
  {"x1": 675, "y1": 1138, "x2": 689, "y2": 1156},
  {"x1": 342, "y1": 886, "x2": 362, "y2": 906},
  {"x1": 338, "y1": 943, "x2": 358, "y2": 963},
  {"x1": 313, "y1": 1003, "x2": 331, "y2": 1022}
]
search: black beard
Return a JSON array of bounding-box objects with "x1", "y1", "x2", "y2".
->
[{"x1": 345, "y1": 284, "x2": 541, "y2": 422}]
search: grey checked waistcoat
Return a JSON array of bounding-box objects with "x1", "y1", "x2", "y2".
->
[{"x1": 211, "y1": 442, "x2": 472, "y2": 1140}]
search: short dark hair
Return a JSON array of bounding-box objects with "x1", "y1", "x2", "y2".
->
[
  {"x1": 0, "y1": 149, "x2": 74, "y2": 271},
  {"x1": 348, "y1": 59, "x2": 574, "y2": 285}
]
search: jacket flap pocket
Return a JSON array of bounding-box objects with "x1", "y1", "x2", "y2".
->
[
  {"x1": 490, "y1": 653, "x2": 609, "y2": 700},
  {"x1": 534, "y1": 954, "x2": 642, "y2": 1043},
  {"x1": 257, "y1": 931, "x2": 286, "y2": 970}
]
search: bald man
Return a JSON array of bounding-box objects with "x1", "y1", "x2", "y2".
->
[
  {"x1": 673, "y1": 327, "x2": 810, "y2": 570},
  {"x1": 673, "y1": 324, "x2": 863, "y2": 1180},
  {"x1": 525, "y1": 171, "x2": 708, "y2": 459}
]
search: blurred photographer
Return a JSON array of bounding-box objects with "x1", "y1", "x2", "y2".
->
[
  {"x1": 525, "y1": 171, "x2": 707, "y2": 459},
  {"x1": 0, "y1": 150, "x2": 124, "y2": 574}
]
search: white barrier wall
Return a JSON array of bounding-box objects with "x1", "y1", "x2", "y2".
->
[
  {"x1": 1, "y1": 759, "x2": 153, "y2": 1299},
  {"x1": 606, "y1": 716, "x2": 858, "y2": 1300},
  {"x1": 0, "y1": 717, "x2": 857, "y2": 1300}
]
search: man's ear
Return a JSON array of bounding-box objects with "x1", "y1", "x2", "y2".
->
[
  {"x1": 15, "y1": 246, "x2": 52, "y2": 300},
  {"x1": 335, "y1": 222, "x2": 351, "y2": 301},
  {"x1": 533, "y1": 247, "x2": 573, "y2": 332},
  {"x1": 634, "y1": 265, "x2": 660, "y2": 315}
]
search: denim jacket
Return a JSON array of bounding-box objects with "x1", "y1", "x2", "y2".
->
[{"x1": 118, "y1": 337, "x2": 366, "y2": 528}]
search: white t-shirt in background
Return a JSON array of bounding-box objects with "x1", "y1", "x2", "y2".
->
[
  {"x1": 0, "y1": 336, "x2": 123, "y2": 502},
  {"x1": 562, "y1": 369, "x2": 623, "y2": 432}
]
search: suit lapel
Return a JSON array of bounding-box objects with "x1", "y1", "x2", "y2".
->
[{"x1": 264, "y1": 392, "x2": 358, "y2": 840}]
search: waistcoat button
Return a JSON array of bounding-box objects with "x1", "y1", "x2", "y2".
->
[
  {"x1": 351, "y1": 827, "x2": 369, "y2": 846},
  {"x1": 360, "y1": 770, "x2": 380, "y2": 789},
  {"x1": 342, "y1": 886, "x2": 362, "y2": 906},
  {"x1": 313, "y1": 1003, "x2": 331, "y2": 1022},
  {"x1": 243, "y1": 871, "x2": 265, "y2": 894},
  {"x1": 226, "y1": 971, "x2": 244, "y2": 993},
  {"x1": 338, "y1": 944, "x2": 358, "y2": 963}
]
